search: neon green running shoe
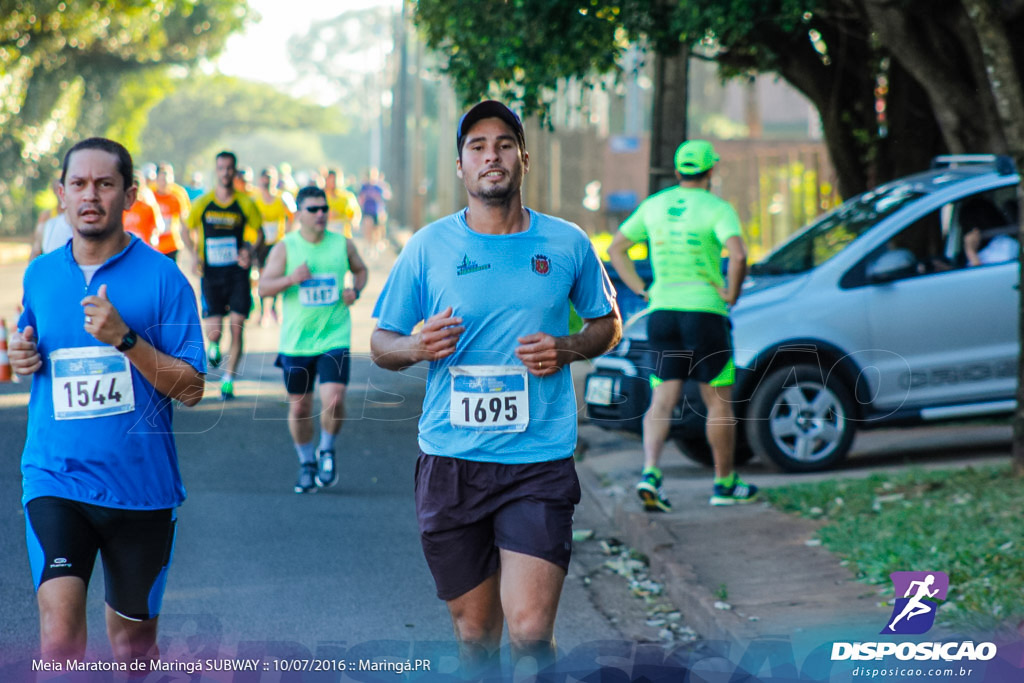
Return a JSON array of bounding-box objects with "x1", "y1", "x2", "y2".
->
[
  {"x1": 207, "y1": 342, "x2": 222, "y2": 369},
  {"x1": 220, "y1": 378, "x2": 234, "y2": 401},
  {"x1": 636, "y1": 467, "x2": 671, "y2": 513}
]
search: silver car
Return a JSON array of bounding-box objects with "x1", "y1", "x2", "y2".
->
[{"x1": 585, "y1": 155, "x2": 1019, "y2": 471}]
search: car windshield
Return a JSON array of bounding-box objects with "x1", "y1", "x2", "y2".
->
[{"x1": 751, "y1": 184, "x2": 926, "y2": 275}]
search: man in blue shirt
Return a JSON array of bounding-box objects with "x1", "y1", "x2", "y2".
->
[
  {"x1": 10, "y1": 138, "x2": 205, "y2": 668},
  {"x1": 371, "y1": 101, "x2": 621, "y2": 674}
]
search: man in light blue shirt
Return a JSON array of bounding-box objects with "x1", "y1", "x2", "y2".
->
[{"x1": 371, "y1": 101, "x2": 620, "y2": 674}]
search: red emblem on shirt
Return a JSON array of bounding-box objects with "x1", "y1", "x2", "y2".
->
[{"x1": 532, "y1": 254, "x2": 550, "y2": 275}]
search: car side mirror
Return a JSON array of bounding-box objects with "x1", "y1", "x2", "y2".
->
[{"x1": 866, "y1": 248, "x2": 918, "y2": 283}]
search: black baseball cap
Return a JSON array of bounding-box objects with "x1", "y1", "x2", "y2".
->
[{"x1": 456, "y1": 100, "x2": 526, "y2": 154}]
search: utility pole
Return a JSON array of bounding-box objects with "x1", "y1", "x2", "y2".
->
[{"x1": 388, "y1": 0, "x2": 410, "y2": 228}]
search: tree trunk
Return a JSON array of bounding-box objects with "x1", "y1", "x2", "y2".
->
[
  {"x1": 961, "y1": 0, "x2": 1024, "y2": 477},
  {"x1": 649, "y1": 44, "x2": 689, "y2": 194}
]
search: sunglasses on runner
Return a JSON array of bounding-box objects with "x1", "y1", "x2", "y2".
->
[{"x1": 304, "y1": 205, "x2": 329, "y2": 214}]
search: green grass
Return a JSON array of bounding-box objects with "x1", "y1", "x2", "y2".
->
[{"x1": 764, "y1": 465, "x2": 1024, "y2": 633}]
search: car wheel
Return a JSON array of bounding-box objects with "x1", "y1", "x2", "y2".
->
[
  {"x1": 746, "y1": 364, "x2": 856, "y2": 472},
  {"x1": 673, "y1": 436, "x2": 756, "y2": 468}
]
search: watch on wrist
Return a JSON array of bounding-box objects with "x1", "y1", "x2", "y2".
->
[{"x1": 116, "y1": 329, "x2": 138, "y2": 352}]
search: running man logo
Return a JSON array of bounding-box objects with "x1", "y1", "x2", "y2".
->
[{"x1": 882, "y1": 571, "x2": 949, "y2": 635}]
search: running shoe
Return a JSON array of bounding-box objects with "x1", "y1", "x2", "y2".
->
[
  {"x1": 207, "y1": 342, "x2": 221, "y2": 369},
  {"x1": 636, "y1": 467, "x2": 671, "y2": 513},
  {"x1": 710, "y1": 474, "x2": 759, "y2": 506},
  {"x1": 220, "y1": 378, "x2": 234, "y2": 401},
  {"x1": 315, "y1": 449, "x2": 337, "y2": 488},
  {"x1": 294, "y1": 464, "x2": 317, "y2": 494}
]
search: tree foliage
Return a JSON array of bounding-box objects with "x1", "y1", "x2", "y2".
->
[
  {"x1": 0, "y1": 0, "x2": 253, "y2": 233},
  {"x1": 414, "y1": 0, "x2": 1024, "y2": 198},
  {"x1": 140, "y1": 74, "x2": 347, "y2": 174}
]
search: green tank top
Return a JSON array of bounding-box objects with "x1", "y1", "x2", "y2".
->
[{"x1": 280, "y1": 230, "x2": 352, "y2": 355}]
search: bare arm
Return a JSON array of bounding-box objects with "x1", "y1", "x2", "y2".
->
[
  {"x1": 256, "y1": 242, "x2": 303, "y2": 298},
  {"x1": 608, "y1": 231, "x2": 648, "y2": 300},
  {"x1": 370, "y1": 307, "x2": 465, "y2": 371},
  {"x1": 723, "y1": 235, "x2": 748, "y2": 306},
  {"x1": 515, "y1": 307, "x2": 622, "y2": 377},
  {"x1": 81, "y1": 285, "x2": 204, "y2": 406},
  {"x1": 29, "y1": 219, "x2": 46, "y2": 261},
  {"x1": 344, "y1": 238, "x2": 369, "y2": 305}
]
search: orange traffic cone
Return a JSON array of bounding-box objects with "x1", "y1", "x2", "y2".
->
[{"x1": 0, "y1": 318, "x2": 11, "y2": 382}]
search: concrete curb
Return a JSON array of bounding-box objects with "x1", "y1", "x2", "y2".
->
[{"x1": 573, "y1": 427, "x2": 892, "y2": 651}]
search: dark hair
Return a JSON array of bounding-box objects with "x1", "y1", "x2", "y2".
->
[
  {"x1": 216, "y1": 150, "x2": 237, "y2": 168},
  {"x1": 457, "y1": 100, "x2": 526, "y2": 158},
  {"x1": 61, "y1": 138, "x2": 133, "y2": 190},
  {"x1": 295, "y1": 186, "x2": 327, "y2": 208}
]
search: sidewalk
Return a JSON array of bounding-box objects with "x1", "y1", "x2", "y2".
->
[{"x1": 574, "y1": 422, "x2": 891, "y2": 653}]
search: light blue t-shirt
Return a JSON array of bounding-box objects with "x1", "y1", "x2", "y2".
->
[
  {"x1": 19, "y1": 237, "x2": 206, "y2": 509},
  {"x1": 373, "y1": 209, "x2": 615, "y2": 463}
]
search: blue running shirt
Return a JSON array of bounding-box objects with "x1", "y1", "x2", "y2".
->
[
  {"x1": 373, "y1": 209, "x2": 615, "y2": 463},
  {"x1": 19, "y1": 237, "x2": 205, "y2": 509}
]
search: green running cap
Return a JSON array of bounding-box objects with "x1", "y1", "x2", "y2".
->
[{"x1": 674, "y1": 139, "x2": 719, "y2": 175}]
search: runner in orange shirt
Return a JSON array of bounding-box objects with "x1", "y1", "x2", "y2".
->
[
  {"x1": 151, "y1": 162, "x2": 192, "y2": 262},
  {"x1": 122, "y1": 172, "x2": 162, "y2": 248}
]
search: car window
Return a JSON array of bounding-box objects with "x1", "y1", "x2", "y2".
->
[
  {"x1": 843, "y1": 186, "x2": 1019, "y2": 287},
  {"x1": 751, "y1": 185, "x2": 925, "y2": 275},
  {"x1": 948, "y1": 186, "x2": 1019, "y2": 268}
]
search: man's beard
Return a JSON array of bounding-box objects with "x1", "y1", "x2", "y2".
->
[
  {"x1": 72, "y1": 214, "x2": 118, "y2": 240},
  {"x1": 472, "y1": 168, "x2": 522, "y2": 204}
]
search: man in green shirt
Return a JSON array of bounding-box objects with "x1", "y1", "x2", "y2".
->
[
  {"x1": 608, "y1": 140, "x2": 757, "y2": 511},
  {"x1": 257, "y1": 186, "x2": 368, "y2": 492}
]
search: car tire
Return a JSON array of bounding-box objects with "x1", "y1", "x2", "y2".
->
[
  {"x1": 745, "y1": 364, "x2": 856, "y2": 472},
  {"x1": 673, "y1": 436, "x2": 756, "y2": 468}
]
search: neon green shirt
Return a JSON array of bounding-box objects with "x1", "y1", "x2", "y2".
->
[
  {"x1": 619, "y1": 186, "x2": 742, "y2": 316},
  {"x1": 279, "y1": 230, "x2": 352, "y2": 355}
]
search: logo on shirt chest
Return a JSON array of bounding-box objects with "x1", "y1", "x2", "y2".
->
[
  {"x1": 531, "y1": 254, "x2": 551, "y2": 276},
  {"x1": 456, "y1": 254, "x2": 492, "y2": 276}
]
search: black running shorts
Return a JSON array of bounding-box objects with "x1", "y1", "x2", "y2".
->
[
  {"x1": 201, "y1": 266, "x2": 252, "y2": 318},
  {"x1": 646, "y1": 310, "x2": 734, "y2": 385},
  {"x1": 414, "y1": 452, "x2": 581, "y2": 601},
  {"x1": 275, "y1": 348, "x2": 351, "y2": 395},
  {"x1": 25, "y1": 496, "x2": 177, "y2": 621}
]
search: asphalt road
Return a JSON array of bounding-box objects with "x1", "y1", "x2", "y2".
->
[{"x1": 0, "y1": 251, "x2": 635, "y2": 679}]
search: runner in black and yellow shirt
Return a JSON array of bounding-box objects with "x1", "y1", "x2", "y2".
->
[{"x1": 182, "y1": 150, "x2": 262, "y2": 399}]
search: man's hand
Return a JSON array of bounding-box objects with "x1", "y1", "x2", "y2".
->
[
  {"x1": 237, "y1": 244, "x2": 253, "y2": 270},
  {"x1": 291, "y1": 261, "x2": 312, "y2": 285},
  {"x1": 415, "y1": 307, "x2": 464, "y2": 362},
  {"x1": 515, "y1": 332, "x2": 562, "y2": 377},
  {"x1": 81, "y1": 284, "x2": 130, "y2": 347},
  {"x1": 9, "y1": 326, "x2": 42, "y2": 375},
  {"x1": 342, "y1": 288, "x2": 358, "y2": 306}
]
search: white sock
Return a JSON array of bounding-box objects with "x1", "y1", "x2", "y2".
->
[
  {"x1": 318, "y1": 429, "x2": 337, "y2": 453},
  {"x1": 295, "y1": 441, "x2": 316, "y2": 465}
]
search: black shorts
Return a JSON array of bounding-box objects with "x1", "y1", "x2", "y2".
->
[
  {"x1": 274, "y1": 348, "x2": 351, "y2": 395},
  {"x1": 201, "y1": 266, "x2": 252, "y2": 318},
  {"x1": 25, "y1": 497, "x2": 177, "y2": 621},
  {"x1": 414, "y1": 453, "x2": 581, "y2": 601},
  {"x1": 646, "y1": 310, "x2": 734, "y2": 385}
]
